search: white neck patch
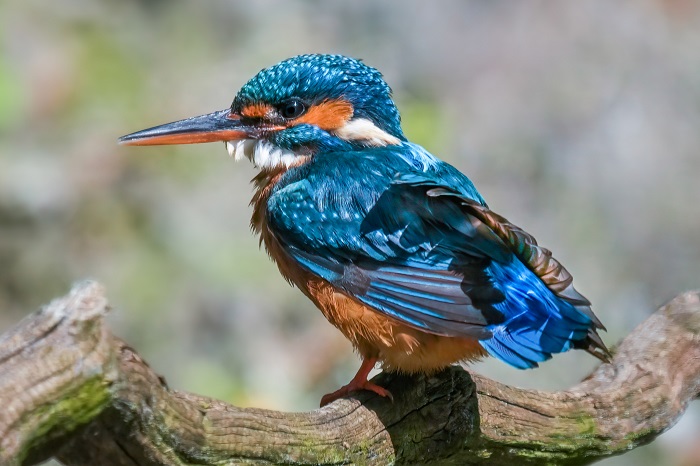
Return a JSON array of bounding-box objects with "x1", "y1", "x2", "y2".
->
[
  {"x1": 333, "y1": 118, "x2": 401, "y2": 147},
  {"x1": 226, "y1": 139, "x2": 298, "y2": 169}
]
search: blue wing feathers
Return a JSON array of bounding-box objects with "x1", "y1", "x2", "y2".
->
[
  {"x1": 482, "y1": 258, "x2": 593, "y2": 368},
  {"x1": 371, "y1": 280, "x2": 470, "y2": 305},
  {"x1": 268, "y1": 145, "x2": 610, "y2": 369}
]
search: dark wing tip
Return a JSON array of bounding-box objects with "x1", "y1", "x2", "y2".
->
[
  {"x1": 452, "y1": 196, "x2": 612, "y2": 333},
  {"x1": 575, "y1": 329, "x2": 613, "y2": 363}
]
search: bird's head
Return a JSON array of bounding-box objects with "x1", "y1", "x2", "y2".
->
[{"x1": 119, "y1": 54, "x2": 406, "y2": 169}]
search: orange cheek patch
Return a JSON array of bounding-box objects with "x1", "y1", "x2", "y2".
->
[
  {"x1": 294, "y1": 99, "x2": 354, "y2": 131},
  {"x1": 241, "y1": 103, "x2": 274, "y2": 119}
]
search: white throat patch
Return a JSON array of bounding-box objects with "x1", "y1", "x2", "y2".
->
[{"x1": 225, "y1": 139, "x2": 298, "y2": 169}]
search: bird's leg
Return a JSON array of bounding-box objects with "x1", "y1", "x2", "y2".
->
[{"x1": 320, "y1": 357, "x2": 393, "y2": 407}]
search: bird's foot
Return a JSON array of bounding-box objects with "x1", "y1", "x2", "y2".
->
[
  {"x1": 319, "y1": 357, "x2": 393, "y2": 407},
  {"x1": 320, "y1": 379, "x2": 392, "y2": 407}
]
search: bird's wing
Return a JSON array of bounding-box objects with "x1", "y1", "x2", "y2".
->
[
  {"x1": 267, "y1": 169, "x2": 608, "y2": 366},
  {"x1": 267, "y1": 171, "x2": 502, "y2": 338}
]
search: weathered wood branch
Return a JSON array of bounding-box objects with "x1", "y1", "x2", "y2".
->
[{"x1": 0, "y1": 282, "x2": 698, "y2": 465}]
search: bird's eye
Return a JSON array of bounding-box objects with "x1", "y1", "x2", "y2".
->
[{"x1": 279, "y1": 99, "x2": 307, "y2": 119}]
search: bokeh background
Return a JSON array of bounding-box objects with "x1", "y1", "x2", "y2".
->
[{"x1": 2, "y1": 1, "x2": 700, "y2": 464}]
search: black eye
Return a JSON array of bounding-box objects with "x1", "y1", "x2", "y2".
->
[{"x1": 279, "y1": 99, "x2": 307, "y2": 119}]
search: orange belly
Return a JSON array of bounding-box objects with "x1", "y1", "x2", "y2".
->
[{"x1": 305, "y1": 278, "x2": 486, "y2": 373}]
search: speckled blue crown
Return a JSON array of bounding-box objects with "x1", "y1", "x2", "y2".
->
[{"x1": 232, "y1": 54, "x2": 405, "y2": 140}]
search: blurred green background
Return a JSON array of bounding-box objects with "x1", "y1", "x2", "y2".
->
[{"x1": 2, "y1": 1, "x2": 699, "y2": 465}]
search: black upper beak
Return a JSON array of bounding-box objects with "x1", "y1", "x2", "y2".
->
[{"x1": 118, "y1": 109, "x2": 255, "y2": 146}]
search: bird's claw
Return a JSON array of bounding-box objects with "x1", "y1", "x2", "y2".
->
[{"x1": 320, "y1": 380, "x2": 393, "y2": 407}]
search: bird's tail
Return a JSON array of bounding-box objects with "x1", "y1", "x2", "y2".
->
[
  {"x1": 445, "y1": 195, "x2": 612, "y2": 368},
  {"x1": 479, "y1": 258, "x2": 611, "y2": 369}
]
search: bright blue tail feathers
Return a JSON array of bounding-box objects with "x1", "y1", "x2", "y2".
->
[{"x1": 479, "y1": 259, "x2": 594, "y2": 369}]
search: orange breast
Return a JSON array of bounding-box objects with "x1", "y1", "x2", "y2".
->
[{"x1": 249, "y1": 164, "x2": 487, "y2": 374}]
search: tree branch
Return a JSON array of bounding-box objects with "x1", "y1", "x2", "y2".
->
[{"x1": 0, "y1": 281, "x2": 698, "y2": 465}]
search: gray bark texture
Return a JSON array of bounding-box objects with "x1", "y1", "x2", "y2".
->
[{"x1": 0, "y1": 281, "x2": 698, "y2": 465}]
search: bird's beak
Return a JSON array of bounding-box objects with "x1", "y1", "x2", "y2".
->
[{"x1": 118, "y1": 109, "x2": 260, "y2": 146}]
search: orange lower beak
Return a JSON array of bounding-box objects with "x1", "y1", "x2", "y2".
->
[{"x1": 118, "y1": 109, "x2": 255, "y2": 146}]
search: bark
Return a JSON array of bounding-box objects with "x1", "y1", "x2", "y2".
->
[{"x1": 0, "y1": 281, "x2": 698, "y2": 465}]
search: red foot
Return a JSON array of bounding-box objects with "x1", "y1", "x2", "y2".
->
[{"x1": 320, "y1": 358, "x2": 393, "y2": 407}]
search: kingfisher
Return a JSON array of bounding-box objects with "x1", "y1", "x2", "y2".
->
[{"x1": 119, "y1": 54, "x2": 610, "y2": 406}]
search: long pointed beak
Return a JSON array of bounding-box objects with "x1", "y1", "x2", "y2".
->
[{"x1": 118, "y1": 109, "x2": 256, "y2": 146}]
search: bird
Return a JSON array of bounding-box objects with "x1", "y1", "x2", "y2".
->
[{"x1": 119, "y1": 54, "x2": 611, "y2": 407}]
